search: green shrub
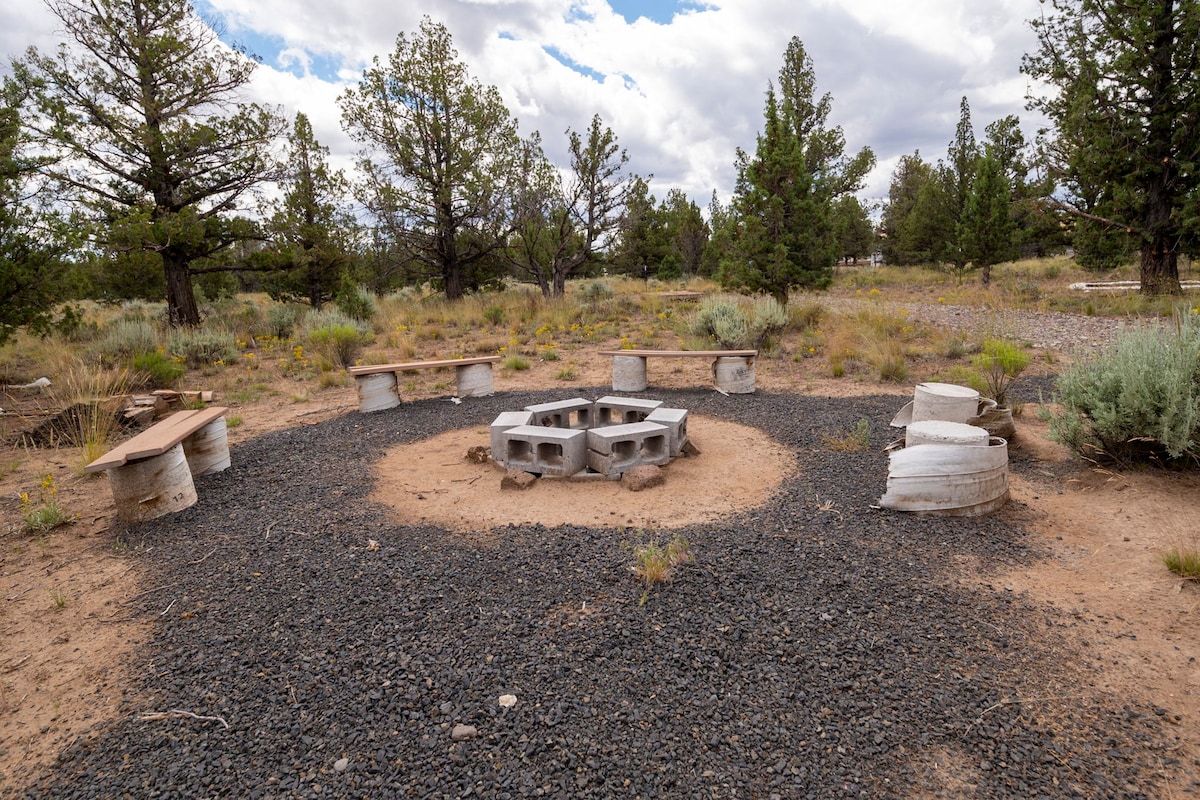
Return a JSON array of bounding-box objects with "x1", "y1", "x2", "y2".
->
[
  {"x1": 972, "y1": 339, "x2": 1031, "y2": 406},
  {"x1": 579, "y1": 280, "x2": 614, "y2": 304},
  {"x1": 335, "y1": 278, "x2": 378, "y2": 322},
  {"x1": 168, "y1": 328, "x2": 239, "y2": 368},
  {"x1": 306, "y1": 324, "x2": 372, "y2": 369},
  {"x1": 94, "y1": 319, "x2": 160, "y2": 364},
  {"x1": 267, "y1": 303, "x2": 306, "y2": 339},
  {"x1": 690, "y1": 296, "x2": 749, "y2": 348},
  {"x1": 132, "y1": 350, "x2": 185, "y2": 388},
  {"x1": 1050, "y1": 312, "x2": 1200, "y2": 465}
]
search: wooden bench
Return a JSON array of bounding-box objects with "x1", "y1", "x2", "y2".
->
[
  {"x1": 85, "y1": 406, "x2": 231, "y2": 523},
  {"x1": 348, "y1": 356, "x2": 501, "y2": 412},
  {"x1": 597, "y1": 349, "x2": 758, "y2": 394}
]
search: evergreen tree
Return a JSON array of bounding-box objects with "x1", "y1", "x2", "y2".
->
[
  {"x1": 831, "y1": 195, "x2": 875, "y2": 264},
  {"x1": 15, "y1": 0, "x2": 286, "y2": 326},
  {"x1": 880, "y1": 151, "x2": 934, "y2": 265},
  {"x1": 1023, "y1": 0, "x2": 1200, "y2": 294},
  {"x1": 964, "y1": 145, "x2": 1015, "y2": 284},
  {"x1": 339, "y1": 17, "x2": 522, "y2": 299},
  {"x1": 264, "y1": 113, "x2": 358, "y2": 308},
  {"x1": 722, "y1": 37, "x2": 875, "y2": 303}
]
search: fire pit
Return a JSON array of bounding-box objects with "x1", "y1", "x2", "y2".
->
[{"x1": 490, "y1": 396, "x2": 688, "y2": 478}]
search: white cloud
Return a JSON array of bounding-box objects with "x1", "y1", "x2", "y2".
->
[{"x1": 3, "y1": 0, "x2": 1048, "y2": 206}]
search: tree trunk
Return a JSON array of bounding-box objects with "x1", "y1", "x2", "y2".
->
[
  {"x1": 1140, "y1": 244, "x2": 1181, "y2": 295},
  {"x1": 164, "y1": 252, "x2": 201, "y2": 327}
]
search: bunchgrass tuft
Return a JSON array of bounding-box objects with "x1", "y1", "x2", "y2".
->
[
  {"x1": 1162, "y1": 545, "x2": 1200, "y2": 580},
  {"x1": 823, "y1": 418, "x2": 871, "y2": 452}
]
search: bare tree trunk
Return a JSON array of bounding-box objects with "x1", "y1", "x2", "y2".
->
[
  {"x1": 1140, "y1": 243, "x2": 1181, "y2": 295},
  {"x1": 164, "y1": 253, "x2": 200, "y2": 327}
]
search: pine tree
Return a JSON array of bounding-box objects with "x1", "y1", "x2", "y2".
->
[{"x1": 1023, "y1": 0, "x2": 1200, "y2": 294}]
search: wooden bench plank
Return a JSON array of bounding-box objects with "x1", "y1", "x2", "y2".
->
[
  {"x1": 348, "y1": 356, "x2": 501, "y2": 376},
  {"x1": 597, "y1": 349, "x2": 757, "y2": 358},
  {"x1": 84, "y1": 406, "x2": 229, "y2": 474}
]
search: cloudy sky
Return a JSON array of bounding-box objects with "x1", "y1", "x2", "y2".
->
[{"x1": 1, "y1": 0, "x2": 1049, "y2": 209}]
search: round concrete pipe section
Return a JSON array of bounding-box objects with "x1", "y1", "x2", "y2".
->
[
  {"x1": 904, "y1": 420, "x2": 989, "y2": 448},
  {"x1": 456, "y1": 362, "x2": 495, "y2": 397},
  {"x1": 108, "y1": 442, "x2": 198, "y2": 523},
  {"x1": 713, "y1": 356, "x2": 755, "y2": 394},
  {"x1": 612, "y1": 355, "x2": 648, "y2": 392},
  {"x1": 879, "y1": 436, "x2": 1009, "y2": 516},
  {"x1": 182, "y1": 417, "x2": 232, "y2": 476},
  {"x1": 911, "y1": 382, "x2": 990, "y2": 424},
  {"x1": 356, "y1": 372, "x2": 401, "y2": 413}
]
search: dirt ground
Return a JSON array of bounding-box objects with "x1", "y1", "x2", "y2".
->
[{"x1": 3, "y1": 352, "x2": 1200, "y2": 794}]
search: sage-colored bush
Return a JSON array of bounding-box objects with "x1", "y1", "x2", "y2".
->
[
  {"x1": 690, "y1": 294, "x2": 791, "y2": 349},
  {"x1": 690, "y1": 297, "x2": 749, "y2": 348},
  {"x1": 168, "y1": 328, "x2": 239, "y2": 368},
  {"x1": 299, "y1": 308, "x2": 374, "y2": 368},
  {"x1": 1051, "y1": 312, "x2": 1200, "y2": 464},
  {"x1": 94, "y1": 319, "x2": 160, "y2": 364}
]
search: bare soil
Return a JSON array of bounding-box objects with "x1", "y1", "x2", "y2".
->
[{"x1": 3, "y1": 325, "x2": 1200, "y2": 793}]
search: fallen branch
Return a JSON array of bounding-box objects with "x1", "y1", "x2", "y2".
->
[{"x1": 137, "y1": 709, "x2": 230, "y2": 729}]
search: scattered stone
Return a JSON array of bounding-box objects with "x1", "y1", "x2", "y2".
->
[
  {"x1": 501, "y1": 469, "x2": 537, "y2": 491},
  {"x1": 333, "y1": 758, "x2": 349, "y2": 772},
  {"x1": 451, "y1": 724, "x2": 477, "y2": 742},
  {"x1": 621, "y1": 464, "x2": 665, "y2": 492},
  {"x1": 466, "y1": 445, "x2": 490, "y2": 464},
  {"x1": 498, "y1": 694, "x2": 517, "y2": 709}
]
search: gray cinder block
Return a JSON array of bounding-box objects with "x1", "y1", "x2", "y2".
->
[
  {"x1": 645, "y1": 407, "x2": 688, "y2": 456},
  {"x1": 586, "y1": 421, "x2": 670, "y2": 475},
  {"x1": 490, "y1": 411, "x2": 535, "y2": 464},
  {"x1": 593, "y1": 395, "x2": 664, "y2": 426},
  {"x1": 501, "y1": 425, "x2": 588, "y2": 477},
  {"x1": 524, "y1": 398, "x2": 593, "y2": 429}
]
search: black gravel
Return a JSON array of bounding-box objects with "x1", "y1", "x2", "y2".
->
[{"x1": 16, "y1": 389, "x2": 1190, "y2": 798}]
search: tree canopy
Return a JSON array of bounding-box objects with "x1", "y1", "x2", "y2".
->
[
  {"x1": 338, "y1": 17, "x2": 524, "y2": 300},
  {"x1": 717, "y1": 37, "x2": 875, "y2": 303},
  {"x1": 1023, "y1": 0, "x2": 1200, "y2": 294},
  {"x1": 15, "y1": 0, "x2": 285, "y2": 325}
]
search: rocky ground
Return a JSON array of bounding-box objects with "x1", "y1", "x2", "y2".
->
[{"x1": 6, "y1": 386, "x2": 1196, "y2": 799}]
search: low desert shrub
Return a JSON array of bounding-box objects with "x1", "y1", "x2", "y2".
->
[
  {"x1": 168, "y1": 328, "x2": 239, "y2": 368},
  {"x1": 1050, "y1": 311, "x2": 1200, "y2": 465},
  {"x1": 972, "y1": 338, "x2": 1031, "y2": 406},
  {"x1": 689, "y1": 294, "x2": 790, "y2": 350},
  {"x1": 298, "y1": 309, "x2": 374, "y2": 369},
  {"x1": 94, "y1": 319, "x2": 160, "y2": 364},
  {"x1": 132, "y1": 350, "x2": 185, "y2": 388}
]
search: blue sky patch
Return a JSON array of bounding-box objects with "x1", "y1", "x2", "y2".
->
[
  {"x1": 543, "y1": 45, "x2": 606, "y2": 83},
  {"x1": 607, "y1": 1, "x2": 715, "y2": 25}
]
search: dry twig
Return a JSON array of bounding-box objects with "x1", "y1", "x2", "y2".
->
[{"x1": 137, "y1": 709, "x2": 230, "y2": 729}]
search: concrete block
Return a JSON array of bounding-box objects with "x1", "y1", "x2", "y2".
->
[
  {"x1": 593, "y1": 395, "x2": 663, "y2": 426},
  {"x1": 524, "y1": 398, "x2": 593, "y2": 429},
  {"x1": 645, "y1": 407, "x2": 688, "y2": 456},
  {"x1": 490, "y1": 411, "x2": 534, "y2": 463},
  {"x1": 501, "y1": 425, "x2": 588, "y2": 477},
  {"x1": 586, "y1": 421, "x2": 670, "y2": 475},
  {"x1": 611, "y1": 355, "x2": 648, "y2": 392}
]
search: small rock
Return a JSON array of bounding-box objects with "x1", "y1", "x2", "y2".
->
[
  {"x1": 622, "y1": 465, "x2": 665, "y2": 492},
  {"x1": 681, "y1": 439, "x2": 701, "y2": 457},
  {"x1": 451, "y1": 724, "x2": 477, "y2": 741},
  {"x1": 501, "y1": 469, "x2": 537, "y2": 491},
  {"x1": 333, "y1": 758, "x2": 349, "y2": 772},
  {"x1": 466, "y1": 445, "x2": 490, "y2": 464},
  {"x1": 498, "y1": 694, "x2": 517, "y2": 708}
]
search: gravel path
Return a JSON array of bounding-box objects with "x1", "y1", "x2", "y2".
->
[
  {"x1": 16, "y1": 390, "x2": 1183, "y2": 799},
  {"x1": 824, "y1": 298, "x2": 1134, "y2": 353}
]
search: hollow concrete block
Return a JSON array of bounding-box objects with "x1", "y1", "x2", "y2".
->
[
  {"x1": 645, "y1": 407, "x2": 688, "y2": 456},
  {"x1": 501, "y1": 425, "x2": 588, "y2": 477},
  {"x1": 524, "y1": 398, "x2": 593, "y2": 429},
  {"x1": 593, "y1": 396, "x2": 663, "y2": 426},
  {"x1": 586, "y1": 421, "x2": 670, "y2": 475},
  {"x1": 490, "y1": 411, "x2": 535, "y2": 464}
]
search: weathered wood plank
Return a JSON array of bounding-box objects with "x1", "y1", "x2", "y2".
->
[{"x1": 348, "y1": 356, "x2": 501, "y2": 376}]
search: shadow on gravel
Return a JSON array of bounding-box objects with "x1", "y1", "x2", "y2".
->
[{"x1": 21, "y1": 389, "x2": 1178, "y2": 799}]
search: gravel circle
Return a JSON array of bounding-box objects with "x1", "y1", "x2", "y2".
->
[{"x1": 17, "y1": 389, "x2": 1182, "y2": 799}]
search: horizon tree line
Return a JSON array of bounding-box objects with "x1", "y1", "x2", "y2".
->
[{"x1": 1, "y1": 0, "x2": 1196, "y2": 341}]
